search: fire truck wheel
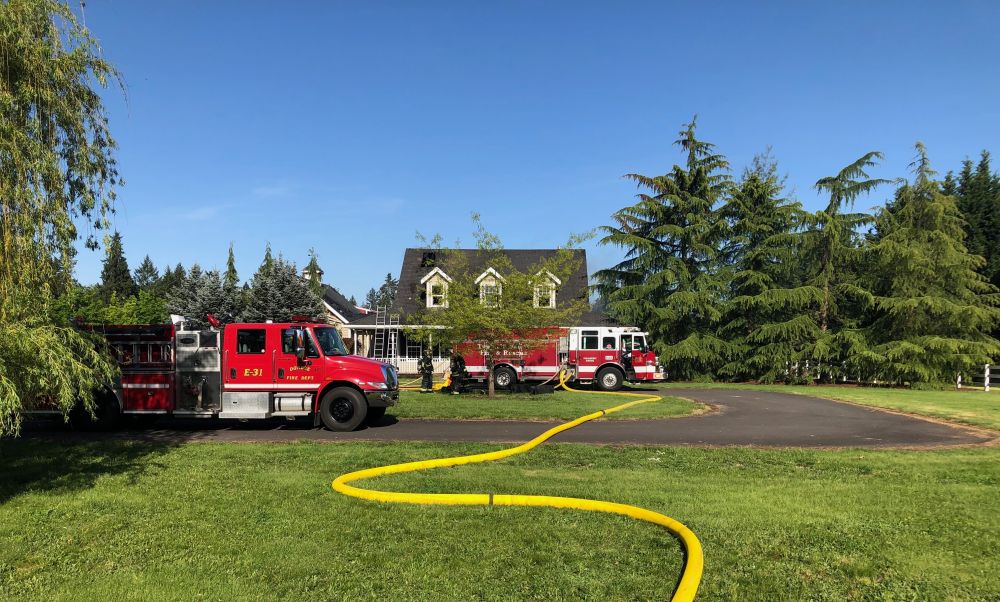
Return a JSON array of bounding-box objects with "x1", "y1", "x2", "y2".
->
[
  {"x1": 364, "y1": 407, "x2": 387, "y2": 425},
  {"x1": 493, "y1": 366, "x2": 517, "y2": 390},
  {"x1": 319, "y1": 387, "x2": 368, "y2": 431},
  {"x1": 595, "y1": 367, "x2": 624, "y2": 392}
]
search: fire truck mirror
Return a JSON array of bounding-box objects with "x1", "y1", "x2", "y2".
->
[{"x1": 294, "y1": 328, "x2": 307, "y2": 362}]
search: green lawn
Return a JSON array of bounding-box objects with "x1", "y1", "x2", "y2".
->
[
  {"x1": 1, "y1": 438, "x2": 997, "y2": 601},
  {"x1": 659, "y1": 383, "x2": 1000, "y2": 431},
  {"x1": 391, "y1": 389, "x2": 706, "y2": 421}
]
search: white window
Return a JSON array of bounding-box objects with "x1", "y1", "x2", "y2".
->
[
  {"x1": 420, "y1": 267, "x2": 452, "y2": 309},
  {"x1": 475, "y1": 267, "x2": 504, "y2": 308},
  {"x1": 480, "y1": 282, "x2": 500, "y2": 307},
  {"x1": 534, "y1": 283, "x2": 556, "y2": 308},
  {"x1": 405, "y1": 335, "x2": 422, "y2": 358},
  {"x1": 533, "y1": 270, "x2": 560, "y2": 308},
  {"x1": 429, "y1": 282, "x2": 447, "y2": 307}
]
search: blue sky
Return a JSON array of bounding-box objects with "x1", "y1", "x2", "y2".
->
[{"x1": 77, "y1": 1, "x2": 1000, "y2": 301}]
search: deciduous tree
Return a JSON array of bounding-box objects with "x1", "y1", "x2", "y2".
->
[
  {"x1": 1, "y1": 0, "x2": 122, "y2": 435},
  {"x1": 413, "y1": 216, "x2": 587, "y2": 397}
]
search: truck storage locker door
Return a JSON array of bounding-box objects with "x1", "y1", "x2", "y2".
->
[
  {"x1": 523, "y1": 337, "x2": 558, "y2": 379},
  {"x1": 576, "y1": 329, "x2": 601, "y2": 379},
  {"x1": 122, "y1": 372, "x2": 173, "y2": 411},
  {"x1": 225, "y1": 326, "x2": 274, "y2": 389}
]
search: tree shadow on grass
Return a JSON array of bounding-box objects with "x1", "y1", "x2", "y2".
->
[{"x1": 0, "y1": 423, "x2": 192, "y2": 505}]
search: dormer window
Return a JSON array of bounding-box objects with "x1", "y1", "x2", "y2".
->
[
  {"x1": 420, "y1": 267, "x2": 452, "y2": 308},
  {"x1": 475, "y1": 267, "x2": 504, "y2": 308},
  {"x1": 534, "y1": 270, "x2": 560, "y2": 308}
]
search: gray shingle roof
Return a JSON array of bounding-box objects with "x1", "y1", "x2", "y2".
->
[
  {"x1": 351, "y1": 248, "x2": 614, "y2": 326},
  {"x1": 321, "y1": 284, "x2": 361, "y2": 322}
]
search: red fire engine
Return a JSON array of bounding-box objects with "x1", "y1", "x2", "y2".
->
[
  {"x1": 462, "y1": 326, "x2": 664, "y2": 391},
  {"x1": 35, "y1": 319, "x2": 398, "y2": 431}
]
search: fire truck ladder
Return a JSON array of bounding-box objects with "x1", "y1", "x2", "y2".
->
[{"x1": 372, "y1": 306, "x2": 400, "y2": 367}]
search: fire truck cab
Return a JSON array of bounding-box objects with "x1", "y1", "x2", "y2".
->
[
  {"x1": 42, "y1": 320, "x2": 398, "y2": 431},
  {"x1": 568, "y1": 326, "x2": 663, "y2": 390}
]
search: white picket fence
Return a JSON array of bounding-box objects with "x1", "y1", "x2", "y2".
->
[
  {"x1": 788, "y1": 361, "x2": 999, "y2": 390},
  {"x1": 958, "y1": 364, "x2": 1000, "y2": 391}
]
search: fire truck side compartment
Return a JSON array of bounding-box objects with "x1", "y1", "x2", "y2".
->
[
  {"x1": 175, "y1": 330, "x2": 222, "y2": 411},
  {"x1": 219, "y1": 391, "x2": 271, "y2": 419},
  {"x1": 217, "y1": 391, "x2": 313, "y2": 419}
]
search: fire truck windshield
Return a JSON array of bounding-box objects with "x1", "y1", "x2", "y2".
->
[{"x1": 314, "y1": 327, "x2": 348, "y2": 356}]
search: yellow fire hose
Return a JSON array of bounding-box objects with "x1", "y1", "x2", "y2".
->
[
  {"x1": 332, "y1": 371, "x2": 703, "y2": 601},
  {"x1": 400, "y1": 375, "x2": 450, "y2": 392}
]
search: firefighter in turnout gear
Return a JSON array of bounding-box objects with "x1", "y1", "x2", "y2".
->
[
  {"x1": 449, "y1": 351, "x2": 467, "y2": 395},
  {"x1": 418, "y1": 348, "x2": 434, "y2": 392}
]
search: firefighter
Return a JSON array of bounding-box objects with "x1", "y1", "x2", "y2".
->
[
  {"x1": 449, "y1": 351, "x2": 467, "y2": 395},
  {"x1": 418, "y1": 348, "x2": 434, "y2": 393},
  {"x1": 621, "y1": 347, "x2": 636, "y2": 381}
]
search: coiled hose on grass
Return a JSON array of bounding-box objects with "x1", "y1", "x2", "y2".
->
[{"x1": 331, "y1": 371, "x2": 703, "y2": 601}]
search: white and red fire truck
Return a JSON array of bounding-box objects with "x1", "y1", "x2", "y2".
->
[
  {"x1": 461, "y1": 325, "x2": 664, "y2": 391},
  {"x1": 36, "y1": 319, "x2": 398, "y2": 431}
]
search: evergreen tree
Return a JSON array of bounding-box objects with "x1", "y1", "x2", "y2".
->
[
  {"x1": 595, "y1": 118, "x2": 731, "y2": 379},
  {"x1": 168, "y1": 265, "x2": 242, "y2": 328},
  {"x1": 243, "y1": 257, "x2": 323, "y2": 323},
  {"x1": 801, "y1": 152, "x2": 892, "y2": 380},
  {"x1": 349, "y1": 295, "x2": 358, "y2": 306},
  {"x1": 304, "y1": 248, "x2": 324, "y2": 296},
  {"x1": 168, "y1": 264, "x2": 202, "y2": 324},
  {"x1": 865, "y1": 143, "x2": 1000, "y2": 383},
  {"x1": 223, "y1": 243, "x2": 244, "y2": 320},
  {"x1": 363, "y1": 273, "x2": 399, "y2": 309},
  {"x1": 717, "y1": 153, "x2": 820, "y2": 381},
  {"x1": 950, "y1": 152, "x2": 1000, "y2": 287},
  {"x1": 378, "y1": 272, "x2": 398, "y2": 306},
  {"x1": 261, "y1": 242, "x2": 275, "y2": 275},
  {"x1": 363, "y1": 287, "x2": 379, "y2": 309},
  {"x1": 133, "y1": 255, "x2": 159, "y2": 290},
  {"x1": 99, "y1": 232, "x2": 137, "y2": 301},
  {"x1": 224, "y1": 243, "x2": 239, "y2": 290},
  {"x1": 154, "y1": 263, "x2": 186, "y2": 300}
]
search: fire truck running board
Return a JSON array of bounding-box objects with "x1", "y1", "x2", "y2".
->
[
  {"x1": 173, "y1": 409, "x2": 216, "y2": 417},
  {"x1": 218, "y1": 391, "x2": 314, "y2": 420}
]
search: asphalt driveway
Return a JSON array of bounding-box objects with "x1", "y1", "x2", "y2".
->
[{"x1": 22, "y1": 388, "x2": 994, "y2": 448}]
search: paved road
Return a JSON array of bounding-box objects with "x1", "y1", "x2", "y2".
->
[{"x1": 22, "y1": 388, "x2": 993, "y2": 448}]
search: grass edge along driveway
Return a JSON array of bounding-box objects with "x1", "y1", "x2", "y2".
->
[
  {"x1": 661, "y1": 382, "x2": 1000, "y2": 431},
  {"x1": 392, "y1": 389, "x2": 707, "y2": 421}
]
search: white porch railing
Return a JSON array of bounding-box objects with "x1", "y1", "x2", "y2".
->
[{"x1": 391, "y1": 357, "x2": 450, "y2": 375}]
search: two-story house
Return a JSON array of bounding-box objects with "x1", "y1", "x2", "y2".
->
[{"x1": 347, "y1": 248, "x2": 614, "y2": 374}]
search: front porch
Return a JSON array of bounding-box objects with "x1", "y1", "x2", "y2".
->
[{"x1": 348, "y1": 325, "x2": 449, "y2": 375}]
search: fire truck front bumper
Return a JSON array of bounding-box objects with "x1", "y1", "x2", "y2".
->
[{"x1": 364, "y1": 389, "x2": 399, "y2": 408}]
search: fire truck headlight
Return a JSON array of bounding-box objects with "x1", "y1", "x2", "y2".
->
[{"x1": 365, "y1": 381, "x2": 389, "y2": 390}]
